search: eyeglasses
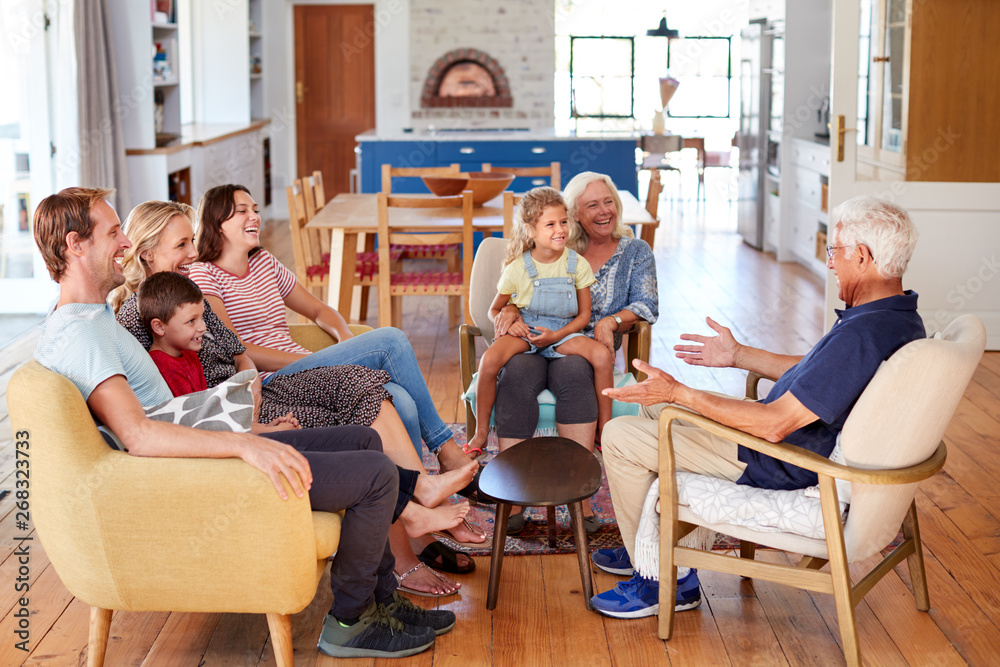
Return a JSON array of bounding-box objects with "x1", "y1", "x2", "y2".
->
[{"x1": 825, "y1": 244, "x2": 860, "y2": 260}]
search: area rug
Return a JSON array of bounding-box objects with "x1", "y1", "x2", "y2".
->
[{"x1": 434, "y1": 424, "x2": 741, "y2": 556}]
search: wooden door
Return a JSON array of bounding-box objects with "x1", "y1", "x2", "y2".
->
[
  {"x1": 827, "y1": 0, "x2": 1000, "y2": 347},
  {"x1": 294, "y1": 5, "x2": 375, "y2": 197}
]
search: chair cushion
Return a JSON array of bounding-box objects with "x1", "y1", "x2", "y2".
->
[
  {"x1": 391, "y1": 243, "x2": 459, "y2": 259},
  {"x1": 463, "y1": 369, "x2": 640, "y2": 434},
  {"x1": 675, "y1": 472, "x2": 847, "y2": 540}
]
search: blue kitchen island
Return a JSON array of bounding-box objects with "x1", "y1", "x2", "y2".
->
[{"x1": 356, "y1": 130, "x2": 640, "y2": 197}]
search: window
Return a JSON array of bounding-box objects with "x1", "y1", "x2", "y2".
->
[
  {"x1": 664, "y1": 36, "x2": 732, "y2": 119},
  {"x1": 569, "y1": 36, "x2": 635, "y2": 119}
]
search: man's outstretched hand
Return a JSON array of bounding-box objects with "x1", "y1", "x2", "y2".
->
[
  {"x1": 603, "y1": 359, "x2": 683, "y2": 406},
  {"x1": 674, "y1": 316, "x2": 741, "y2": 368}
]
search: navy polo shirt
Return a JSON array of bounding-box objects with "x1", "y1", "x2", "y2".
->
[{"x1": 736, "y1": 291, "x2": 924, "y2": 490}]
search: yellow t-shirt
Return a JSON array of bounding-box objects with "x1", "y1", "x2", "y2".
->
[{"x1": 497, "y1": 249, "x2": 596, "y2": 310}]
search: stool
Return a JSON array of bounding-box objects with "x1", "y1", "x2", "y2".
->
[{"x1": 478, "y1": 437, "x2": 602, "y2": 610}]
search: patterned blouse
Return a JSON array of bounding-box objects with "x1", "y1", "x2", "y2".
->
[{"x1": 585, "y1": 236, "x2": 659, "y2": 350}]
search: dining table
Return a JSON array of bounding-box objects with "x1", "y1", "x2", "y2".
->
[{"x1": 305, "y1": 190, "x2": 656, "y2": 321}]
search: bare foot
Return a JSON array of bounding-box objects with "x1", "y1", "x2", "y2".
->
[
  {"x1": 399, "y1": 500, "x2": 470, "y2": 539},
  {"x1": 441, "y1": 517, "x2": 488, "y2": 544},
  {"x1": 395, "y1": 560, "x2": 460, "y2": 595},
  {"x1": 413, "y1": 459, "x2": 477, "y2": 508},
  {"x1": 436, "y1": 439, "x2": 477, "y2": 472}
]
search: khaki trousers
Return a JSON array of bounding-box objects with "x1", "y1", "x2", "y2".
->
[{"x1": 603, "y1": 400, "x2": 748, "y2": 557}]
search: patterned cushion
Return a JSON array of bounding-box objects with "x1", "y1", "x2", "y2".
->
[
  {"x1": 100, "y1": 370, "x2": 256, "y2": 450},
  {"x1": 675, "y1": 467, "x2": 847, "y2": 539}
]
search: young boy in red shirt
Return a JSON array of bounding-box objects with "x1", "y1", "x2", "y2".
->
[{"x1": 138, "y1": 271, "x2": 209, "y2": 396}]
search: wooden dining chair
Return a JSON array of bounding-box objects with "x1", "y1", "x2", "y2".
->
[
  {"x1": 502, "y1": 191, "x2": 523, "y2": 238},
  {"x1": 376, "y1": 191, "x2": 474, "y2": 329},
  {"x1": 381, "y1": 163, "x2": 466, "y2": 322},
  {"x1": 286, "y1": 181, "x2": 331, "y2": 321},
  {"x1": 297, "y1": 170, "x2": 391, "y2": 322},
  {"x1": 482, "y1": 161, "x2": 561, "y2": 190},
  {"x1": 381, "y1": 163, "x2": 461, "y2": 194}
]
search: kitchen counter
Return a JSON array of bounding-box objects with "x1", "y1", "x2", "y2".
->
[
  {"x1": 355, "y1": 129, "x2": 640, "y2": 143},
  {"x1": 356, "y1": 130, "x2": 640, "y2": 196}
]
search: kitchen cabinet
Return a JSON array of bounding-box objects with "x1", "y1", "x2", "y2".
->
[
  {"x1": 788, "y1": 138, "x2": 830, "y2": 277},
  {"x1": 357, "y1": 133, "x2": 638, "y2": 197}
]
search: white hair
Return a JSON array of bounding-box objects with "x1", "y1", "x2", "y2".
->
[
  {"x1": 563, "y1": 172, "x2": 629, "y2": 252},
  {"x1": 832, "y1": 195, "x2": 918, "y2": 279}
]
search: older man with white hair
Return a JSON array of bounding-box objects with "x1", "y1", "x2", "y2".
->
[{"x1": 590, "y1": 195, "x2": 924, "y2": 619}]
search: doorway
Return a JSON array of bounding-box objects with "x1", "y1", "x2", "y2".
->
[{"x1": 293, "y1": 4, "x2": 376, "y2": 196}]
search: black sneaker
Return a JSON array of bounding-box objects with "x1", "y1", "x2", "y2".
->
[
  {"x1": 386, "y1": 590, "x2": 456, "y2": 635},
  {"x1": 317, "y1": 602, "x2": 435, "y2": 658}
]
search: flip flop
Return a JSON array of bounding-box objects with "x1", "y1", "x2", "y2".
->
[
  {"x1": 433, "y1": 518, "x2": 489, "y2": 549},
  {"x1": 394, "y1": 562, "x2": 457, "y2": 598},
  {"x1": 417, "y1": 540, "x2": 476, "y2": 574},
  {"x1": 455, "y1": 463, "x2": 496, "y2": 505},
  {"x1": 462, "y1": 442, "x2": 487, "y2": 462}
]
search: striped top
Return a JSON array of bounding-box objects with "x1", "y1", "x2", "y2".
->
[
  {"x1": 189, "y1": 250, "x2": 310, "y2": 359},
  {"x1": 34, "y1": 302, "x2": 173, "y2": 406}
]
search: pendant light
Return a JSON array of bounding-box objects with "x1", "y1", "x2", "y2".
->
[{"x1": 646, "y1": 15, "x2": 679, "y2": 39}]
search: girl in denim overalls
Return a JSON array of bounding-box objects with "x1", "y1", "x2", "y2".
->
[{"x1": 464, "y1": 187, "x2": 615, "y2": 458}]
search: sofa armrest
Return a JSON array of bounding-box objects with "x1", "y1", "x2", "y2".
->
[
  {"x1": 288, "y1": 323, "x2": 373, "y2": 352},
  {"x1": 35, "y1": 447, "x2": 333, "y2": 615}
]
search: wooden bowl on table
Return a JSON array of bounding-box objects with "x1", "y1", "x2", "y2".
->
[
  {"x1": 420, "y1": 175, "x2": 469, "y2": 197},
  {"x1": 421, "y1": 172, "x2": 514, "y2": 206}
]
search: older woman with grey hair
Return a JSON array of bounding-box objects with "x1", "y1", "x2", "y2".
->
[{"x1": 489, "y1": 172, "x2": 659, "y2": 533}]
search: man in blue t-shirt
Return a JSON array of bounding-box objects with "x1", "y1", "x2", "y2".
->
[
  {"x1": 590, "y1": 195, "x2": 924, "y2": 619},
  {"x1": 29, "y1": 188, "x2": 450, "y2": 658}
]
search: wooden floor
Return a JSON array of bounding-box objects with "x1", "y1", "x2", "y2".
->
[{"x1": 2, "y1": 195, "x2": 999, "y2": 665}]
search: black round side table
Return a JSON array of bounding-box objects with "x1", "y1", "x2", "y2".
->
[{"x1": 478, "y1": 436, "x2": 602, "y2": 610}]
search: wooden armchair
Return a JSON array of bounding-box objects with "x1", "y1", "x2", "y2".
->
[
  {"x1": 459, "y1": 237, "x2": 651, "y2": 437},
  {"x1": 7, "y1": 360, "x2": 345, "y2": 667},
  {"x1": 655, "y1": 315, "x2": 986, "y2": 666}
]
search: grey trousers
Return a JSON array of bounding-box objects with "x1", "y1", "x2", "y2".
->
[
  {"x1": 264, "y1": 426, "x2": 398, "y2": 619},
  {"x1": 494, "y1": 353, "x2": 598, "y2": 439}
]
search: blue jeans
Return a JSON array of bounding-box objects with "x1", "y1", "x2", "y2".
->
[{"x1": 264, "y1": 327, "x2": 453, "y2": 455}]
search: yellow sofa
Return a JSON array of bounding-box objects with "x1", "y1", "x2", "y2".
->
[{"x1": 7, "y1": 323, "x2": 370, "y2": 666}]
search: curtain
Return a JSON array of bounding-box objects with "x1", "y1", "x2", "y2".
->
[{"x1": 75, "y1": 0, "x2": 130, "y2": 214}]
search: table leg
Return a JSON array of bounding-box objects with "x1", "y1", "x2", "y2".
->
[
  {"x1": 487, "y1": 502, "x2": 513, "y2": 610},
  {"x1": 329, "y1": 230, "x2": 358, "y2": 317},
  {"x1": 546, "y1": 506, "x2": 557, "y2": 548},
  {"x1": 568, "y1": 502, "x2": 595, "y2": 610}
]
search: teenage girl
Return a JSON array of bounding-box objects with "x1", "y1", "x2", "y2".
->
[{"x1": 464, "y1": 186, "x2": 614, "y2": 458}]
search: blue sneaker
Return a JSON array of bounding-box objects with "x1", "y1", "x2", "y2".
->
[
  {"x1": 591, "y1": 547, "x2": 634, "y2": 576},
  {"x1": 591, "y1": 570, "x2": 701, "y2": 618}
]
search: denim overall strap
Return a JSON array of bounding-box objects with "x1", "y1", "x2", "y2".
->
[{"x1": 523, "y1": 251, "x2": 539, "y2": 279}]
